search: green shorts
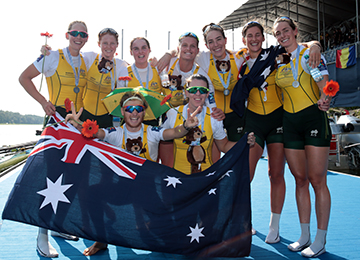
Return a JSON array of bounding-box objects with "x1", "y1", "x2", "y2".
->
[
  {"x1": 223, "y1": 111, "x2": 245, "y2": 142},
  {"x1": 244, "y1": 107, "x2": 284, "y2": 149},
  {"x1": 283, "y1": 104, "x2": 331, "y2": 149}
]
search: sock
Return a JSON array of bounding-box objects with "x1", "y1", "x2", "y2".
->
[
  {"x1": 37, "y1": 228, "x2": 59, "y2": 257},
  {"x1": 302, "y1": 229, "x2": 327, "y2": 256},
  {"x1": 266, "y1": 213, "x2": 280, "y2": 243},
  {"x1": 288, "y1": 223, "x2": 311, "y2": 250}
]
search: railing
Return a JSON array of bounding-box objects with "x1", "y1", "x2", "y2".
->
[{"x1": 323, "y1": 41, "x2": 360, "y2": 64}]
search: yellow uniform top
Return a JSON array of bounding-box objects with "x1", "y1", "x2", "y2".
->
[
  {"x1": 83, "y1": 54, "x2": 115, "y2": 115},
  {"x1": 275, "y1": 48, "x2": 320, "y2": 113},
  {"x1": 162, "y1": 58, "x2": 200, "y2": 107},
  {"x1": 173, "y1": 106, "x2": 214, "y2": 174},
  {"x1": 127, "y1": 65, "x2": 162, "y2": 94},
  {"x1": 245, "y1": 66, "x2": 283, "y2": 115},
  {"x1": 46, "y1": 49, "x2": 86, "y2": 112},
  {"x1": 207, "y1": 53, "x2": 238, "y2": 114}
]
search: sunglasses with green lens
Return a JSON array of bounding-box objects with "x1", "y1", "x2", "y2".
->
[
  {"x1": 186, "y1": 86, "x2": 209, "y2": 94},
  {"x1": 68, "y1": 30, "x2": 88, "y2": 38}
]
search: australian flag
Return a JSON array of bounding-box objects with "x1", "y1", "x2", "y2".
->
[{"x1": 2, "y1": 113, "x2": 251, "y2": 258}]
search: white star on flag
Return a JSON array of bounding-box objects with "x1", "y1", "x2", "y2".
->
[
  {"x1": 187, "y1": 223, "x2": 205, "y2": 243},
  {"x1": 219, "y1": 170, "x2": 233, "y2": 180},
  {"x1": 206, "y1": 171, "x2": 216, "y2": 177},
  {"x1": 37, "y1": 174, "x2": 73, "y2": 214},
  {"x1": 164, "y1": 176, "x2": 182, "y2": 188},
  {"x1": 208, "y1": 188, "x2": 217, "y2": 195},
  {"x1": 260, "y1": 51, "x2": 269, "y2": 61},
  {"x1": 261, "y1": 66, "x2": 271, "y2": 79}
]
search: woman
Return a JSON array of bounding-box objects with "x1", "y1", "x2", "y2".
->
[
  {"x1": 117, "y1": 37, "x2": 162, "y2": 126},
  {"x1": 19, "y1": 20, "x2": 89, "y2": 258},
  {"x1": 81, "y1": 28, "x2": 128, "y2": 128},
  {"x1": 240, "y1": 21, "x2": 286, "y2": 244},
  {"x1": 162, "y1": 74, "x2": 255, "y2": 174},
  {"x1": 273, "y1": 16, "x2": 331, "y2": 258}
]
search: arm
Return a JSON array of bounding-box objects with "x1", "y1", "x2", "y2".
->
[
  {"x1": 162, "y1": 106, "x2": 201, "y2": 140},
  {"x1": 19, "y1": 64, "x2": 56, "y2": 115},
  {"x1": 214, "y1": 132, "x2": 256, "y2": 153},
  {"x1": 316, "y1": 75, "x2": 331, "y2": 111},
  {"x1": 157, "y1": 49, "x2": 177, "y2": 72},
  {"x1": 300, "y1": 41, "x2": 322, "y2": 68}
]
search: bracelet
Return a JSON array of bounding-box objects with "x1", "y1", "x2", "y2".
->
[
  {"x1": 311, "y1": 43, "x2": 322, "y2": 52},
  {"x1": 182, "y1": 120, "x2": 192, "y2": 131}
]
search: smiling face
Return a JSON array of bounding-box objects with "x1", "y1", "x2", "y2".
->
[
  {"x1": 130, "y1": 38, "x2": 151, "y2": 68},
  {"x1": 273, "y1": 21, "x2": 298, "y2": 52},
  {"x1": 98, "y1": 33, "x2": 118, "y2": 60},
  {"x1": 66, "y1": 23, "x2": 88, "y2": 56},
  {"x1": 178, "y1": 36, "x2": 199, "y2": 62},
  {"x1": 205, "y1": 30, "x2": 227, "y2": 60},
  {"x1": 185, "y1": 78, "x2": 209, "y2": 113},
  {"x1": 242, "y1": 26, "x2": 265, "y2": 58},
  {"x1": 121, "y1": 100, "x2": 145, "y2": 131}
]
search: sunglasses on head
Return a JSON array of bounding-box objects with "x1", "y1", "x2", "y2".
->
[
  {"x1": 179, "y1": 32, "x2": 199, "y2": 42},
  {"x1": 186, "y1": 86, "x2": 209, "y2": 94},
  {"x1": 99, "y1": 28, "x2": 118, "y2": 37},
  {"x1": 124, "y1": 105, "x2": 145, "y2": 113},
  {"x1": 203, "y1": 24, "x2": 223, "y2": 34},
  {"x1": 68, "y1": 30, "x2": 88, "y2": 38}
]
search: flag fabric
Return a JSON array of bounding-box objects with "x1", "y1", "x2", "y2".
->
[
  {"x1": 2, "y1": 113, "x2": 251, "y2": 258},
  {"x1": 231, "y1": 45, "x2": 285, "y2": 117},
  {"x1": 336, "y1": 45, "x2": 356, "y2": 69}
]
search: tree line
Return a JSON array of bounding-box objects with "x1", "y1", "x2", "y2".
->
[{"x1": 0, "y1": 110, "x2": 43, "y2": 124}]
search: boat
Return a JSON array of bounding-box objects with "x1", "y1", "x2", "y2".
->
[
  {"x1": 0, "y1": 141, "x2": 37, "y2": 176},
  {"x1": 328, "y1": 113, "x2": 360, "y2": 174}
]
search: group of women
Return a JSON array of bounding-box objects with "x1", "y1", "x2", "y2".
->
[{"x1": 19, "y1": 17, "x2": 332, "y2": 258}]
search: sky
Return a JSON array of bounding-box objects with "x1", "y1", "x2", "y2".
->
[{"x1": 1, "y1": 0, "x2": 275, "y2": 117}]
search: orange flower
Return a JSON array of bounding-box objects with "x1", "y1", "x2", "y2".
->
[
  {"x1": 323, "y1": 80, "x2": 340, "y2": 97},
  {"x1": 161, "y1": 94, "x2": 172, "y2": 106},
  {"x1": 118, "y1": 76, "x2": 132, "y2": 81},
  {"x1": 81, "y1": 119, "x2": 99, "y2": 138},
  {"x1": 64, "y1": 98, "x2": 72, "y2": 112},
  {"x1": 41, "y1": 32, "x2": 53, "y2": 38}
]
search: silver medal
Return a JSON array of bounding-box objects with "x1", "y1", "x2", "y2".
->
[
  {"x1": 292, "y1": 81, "x2": 299, "y2": 88},
  {"x1": 224, "y1": 89, "x2": 230, "y2": 96}
]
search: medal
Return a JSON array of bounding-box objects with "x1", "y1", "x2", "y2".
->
[
  {"x1": 224, "y1": 89, "x2": 230, "y2": 96},
  {"x1": 292, "y1": 81, "x2": 299, "y2": 88},
  {"x1": 73, "y1": 86, "x2": 80, "y2": 93}
]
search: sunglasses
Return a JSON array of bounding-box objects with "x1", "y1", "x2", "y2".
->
[
  {"x1": 203, "y1": 24, "x2": 223, "y2": 34},
  {"x1": 68, "y1": 30, "x2": 88, "y2": 38},
  {"x1": 124, "y1": 105, "x2": 145, "y2": 113},
  {"x1": 179, "y1": 32, "x2": 199, "y2": 42},
  {"x1": 99, "y1": 28, "x2": 119, "y2": 37},
  {"x1": 186, "y1": 86, "x2": 209, "y2": 94}
]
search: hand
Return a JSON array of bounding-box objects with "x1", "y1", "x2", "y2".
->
[
  {"x1": 149, "y1": 57, "x2": 158, "y2": 67},
  {"x1": 65, "y1": 101, "x2": 83, "y2": 127},
  {"x1": 317, "y1": 97, "x2": 331, "y2": 111},
  {"x1": 247, "y1": 132, "x2": 255, "y2": 146},
  {"x1": 40, "y1": 45, "x2": 52, "y2": 56},
  {"x1": 211, "y1": 107, "x2": 225, "y2": 121},
  {"x1": 41, "y1": 100, "x2": 56, "y2": 116},
  {"x1": 185, "y1": 106, "x2": 202, "y2": 128},
  {"x1": 308, "y1": 44, "x2": 321, "y2": 68},
  {"x1": 157, "y1": 53, "x2": 173, "y2": 72}
]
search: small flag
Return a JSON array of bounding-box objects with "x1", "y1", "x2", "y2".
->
[{"x1": 336, "y1": 45, "x2": 356, "y2": 69}]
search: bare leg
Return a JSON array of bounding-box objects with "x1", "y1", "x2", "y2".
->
[
  {"x1": 158, "y1": 141, "x2": 174, "y2": 167},
  {"x1": 83, "y1": 241, "x2": 108, "y2": 256},
  {"x1": 265, "y1": 142, "x2": 286, "y2": 243},
  {"x1": 37, "y1": 228, "x2": 59, "y2": 258}
]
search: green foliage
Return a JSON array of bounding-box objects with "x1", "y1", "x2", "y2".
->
[{"x1": 0, "y1": 110, "x2": 43, "y2": 124}]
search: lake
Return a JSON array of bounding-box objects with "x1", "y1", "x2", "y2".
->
[{"x1": 0, "y1": 124, "x2": 42, "y2": 147}]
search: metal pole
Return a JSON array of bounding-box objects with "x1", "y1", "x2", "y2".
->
[
  {"x1": 168, "y1": 31, "x2": 170, "y2": 50},
  {"x1": 145, "y1": 30, "x2": 147, "y2": 37},
  {"x1": 317, "y1": 0, "x2": 321, "y2": 42},
  {"x1": 356, "y1": 0, "x2": 359, "y2": 42},
  {"x1": 322, "y1": 0, "x2": 326, "y2": 50},
  {"x1": 232, "y1": 27, "x2": 234, "y2": 50},
  {"x1": 121, "y1": 29, "x2": 124, "y2": 59}
]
